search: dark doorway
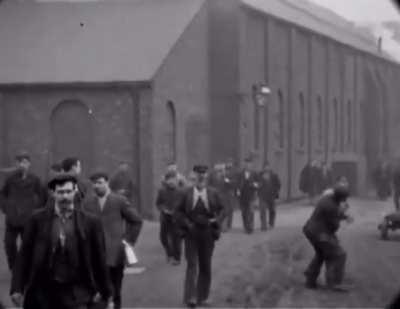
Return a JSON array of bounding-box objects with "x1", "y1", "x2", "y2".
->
[{"x1": 51, "y1": 100, "x2": 94, "y2": 176}]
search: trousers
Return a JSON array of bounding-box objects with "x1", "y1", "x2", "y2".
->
[{"x1": 4, "y1": 224, "x2": 24, "y2": 270}]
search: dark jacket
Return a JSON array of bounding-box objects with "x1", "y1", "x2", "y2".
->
[
  {"x1": 258, "y1": 172, "x2": 281, "y2": 202},
  {"x1": 237, "y1": 170, "x2": 259, "y2": 204},
  {"x1": 83, "y1": 192, "x2": 143, "y2": 267},
  {"x1": 303, "y1": 195, "x2": 347, "y2": 237},
  {"x1": 11, "y1": 207, "x2": 111, "y2": 303},
  {"x1": 2, "y1": 171, "x2": 46, "y2": 227},
  {"x1": 176, "y1": 187, "x2": 225, "y2": 240},
  {"x1": 156, "y1": 185, "x2": 183, "y2": 214}
]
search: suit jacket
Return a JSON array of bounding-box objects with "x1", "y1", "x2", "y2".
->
[
  {"x1": 11, "y1": 207, "x2": 111, "y2": 302},
  {"x1": 303, "y1": 195, "x2": 347, "y2": 238},
  {"x1": 1, "y1": 171, "x2": 46, "y2": 227},
  {"x1": 258, "y1": 172, "x2": 281, "y2": 202},
  {"x1": 83, "y1": 192, "x2": 143, "y2": 267},
  {"x1": 237, "y1": 170, "x2": 259, "y2": 204},
  {"x1": 176, "y1": 187, "x2": 225, "y2": 240}
]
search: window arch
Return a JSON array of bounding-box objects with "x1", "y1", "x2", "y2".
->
[
  {"x1": 166, "y1": 101, "x2": 177, "y2": 163},
  {"x1": 278, "y1": 90, "x2": 284, "y2": 148},
  {"x1": 299, "y1": 92, "x2": 305, "y2": 148},
  {"x1": 333, "y1": 98, "x2": 339, "y2": 150},
  {"x1": 317, "y1": 96, "x2": 323, "y2": 146}
]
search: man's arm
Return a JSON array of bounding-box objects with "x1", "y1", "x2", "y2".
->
[
  {"x1": 120, "y1": 198, "x2": 143, "y2": 246},
  {"x1": 175, "y1": 191, "x2": 193, "y2": 230}
]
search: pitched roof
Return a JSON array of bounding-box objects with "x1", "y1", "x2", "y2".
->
[
  {"x1": 241, "y1": 0, "x2": 395, "y2": 62},
  {"x1": 0, "y1": 0, "x2": 205, "y2": 84}
]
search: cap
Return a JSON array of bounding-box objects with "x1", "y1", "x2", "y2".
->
[
  {"x1": 48, "y1": 173, "x2": 78, "y2": 190},
  {"x1": 15, "y1": 150, "x2": 30, "y2": 161},
  {"x1": 164, "y1": 170, "x2": 178, "y2": 180},
  {"x1": 193, "y1": 165, "x2": 208, "y2": 174}
]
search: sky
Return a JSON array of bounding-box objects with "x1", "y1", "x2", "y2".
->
[{"x1": 309, "y1": 0, "x2": 400, "y2": 23}]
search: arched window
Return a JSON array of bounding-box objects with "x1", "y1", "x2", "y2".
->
[
  {"x1": 299, "y1": 93, "x2": 305, "y2": 148},
  {"x1": 333, "y1": 98, "x2": 339, "y2": 150},
  {"x1": 278, "y1": 90, "x2": 284, "y2": 148},
  {"x1": 347, "y1": 100, "x2": 352, "y2": 145},
  {"x1": 317, "y1": 96, "x2": 323, "y2": 146},
  {"x1": 166, "y1": 101, "x2": 177, "y2": 163}
]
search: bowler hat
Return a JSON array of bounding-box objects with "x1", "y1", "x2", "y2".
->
[{"x1": 48, "y1": 173, "x2": 78, "y2": 190}]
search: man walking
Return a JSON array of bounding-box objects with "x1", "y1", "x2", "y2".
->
[
  {"x1": 176, "y1": 165, "x2": 225, "y2": 308},
  {"x1": 237, "y1": 157, "x2": 259, "y2": 234},
  {"x1": 303, "y1": 183, "x2": 354, "y2": 291},
  {"x1": 258, "y1": 161, "x2": 281, "y2": 230},
  {"x1": 110, "y1": 161, "x2": 136, "y2": 202},
  {"x1": 84, "y1": 172, "x2": 143, "y2": 309},
  {"x1": 156, "y1": 170, "x2": 184, "y2": 265},
  {"x1": 1, "y1": 151, "x2": 46, "y2": 270},
  {"x1": 10, "y1": 173, "x2": 111, "y2": 309}
]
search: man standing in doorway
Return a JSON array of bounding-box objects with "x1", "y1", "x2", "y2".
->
[
  {"x1": 1, "y1": 151, "x2": 46, "y2": 271},
  {"x1": 84, "y1": 172, "x2": 143, "y2": 309},
  {"x1": 10, "y1": 173, "x2": 111, "y2": 309},
  {"x1": 176, "y1": 165, "x2": 225, "y2": 308}
]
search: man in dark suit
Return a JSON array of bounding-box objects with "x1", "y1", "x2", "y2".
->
[
  {"x1": 303, "y1": 183, "x2": 354, "y2": 292},
  {"x1": 258, "y1": 161, "x2": 281, "y2": 230},
  {"x1": 237, "y1": 157, "x2": 259, "y2": 234},
  {"x1": 10, "y1": 173, "x2": 111, "y2": 309},
  {"x1": 1, "y1": 151, "x2": 46, "y2": 270},
  {"x1": 156, "y1": 170, "x2": 184, "y2": 265},
  {"x1": 176, "y1": 165, "x2": 225, "y2": 308},
  {"x1": 83, "y1": 172, "x2": 143, "y2": 309}
]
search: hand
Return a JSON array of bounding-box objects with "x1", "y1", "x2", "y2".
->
[
  {"x1": 11, "y1": 292, "x2": 23, "y2": 307},
  {"x1": 92, "y1": 292, "x2": 102, "y2": 303}
]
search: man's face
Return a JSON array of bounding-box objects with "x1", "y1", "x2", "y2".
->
[
  {"x1": 167, "y1": 164, "x2": 178, "y2": 173},
  {"x1": 195, "y1": 173, "x2": 207, "y2": 189},
  {"x1": 165, "y1": 176, "x2": 178, "y2": 188},
  {"x1": 73, "y1": 161, "x2": 82, "y2": 175},
  {"x1": 119, "y1": 163, "x2": 129, "y2": 172},
  {"x1": 92, "y1": 177, "x2": 109, "y2": 197},
  {"x1": 53, "y1": 182, "x2": 76, "y2": 209},
  {"x1": 16, "y1": 158, "x2": 31, "y2": 172}
]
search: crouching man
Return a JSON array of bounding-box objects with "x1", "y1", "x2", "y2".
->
[{"x1": 303, "y1": 182, "x2": 354, "y2": 292}]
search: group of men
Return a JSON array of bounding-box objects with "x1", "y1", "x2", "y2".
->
[
  {"x1": 299, "y1": 160, "x2": 333, "y2": 204},
  {"x1": 1, "y1": 151, "x2": 143, "y2": 309}
]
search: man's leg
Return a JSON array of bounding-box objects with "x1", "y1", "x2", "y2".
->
[
  {"x1": 4, "y1": 224, "x2": 19, "y2": 270},
  {"x1": 197, "y1": 230, "x2": 215, "y2": 304},
  {"x1": 268, "y1": 200, "x2": 276, "y2": 228},
  {"x1": 304, "y1": 234, "x2": 324, "y2": 287},
  {"x1": 109, "y1": 265, "x2": 124, "y2": 309},
  {"x1": 321, "y1": 237, "x2": 347, "y2": 288},
  {"x1": 184, "y1": 235, "x2": 198, "y2": 306},
  {"x1": 159, "y1": 214, "x2": 171, "y2": 261},
  {"x1": 240, "y1": 202, "x2": 248, "y2": 232},
  {"x1": 259, "y1": 200, "x2": 267, "y2": 230}
]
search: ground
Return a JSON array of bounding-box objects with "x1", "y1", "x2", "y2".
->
[{"x1": 0, "y1": 197, "x2": 399, "y2": 308}]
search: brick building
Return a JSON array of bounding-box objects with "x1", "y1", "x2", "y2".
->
[
  {"x1": 0, "y1": 0, "x2": 399, "y2": 216},
  {"x1": 0, "y1": 0, "x2": 210, "y2": 218}
]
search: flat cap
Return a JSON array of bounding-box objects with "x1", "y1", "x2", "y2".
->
[
  {"x1": 48, "y1": 172, "x2": 78, "y2": 190},
  {"x1": 15, "y1": 150, "x2": 30, "y2": 161},
  {"x1": 193, "y1": 165, "x2": 208, "y2": 174}
]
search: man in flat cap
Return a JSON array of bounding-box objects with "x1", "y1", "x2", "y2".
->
[
  {"x1": 237, "y1": 156, "x2": 259, "y2": 234},
  {"x1": 10, "y1": 173, "x2": 111, "y2": 309},
  {"x1": 176, "y1": 165, "x2": 225, "y2": 308},
  {"x1": 1, "y1": 151, "x2": 46, "y2": 270},
  {"x1": 303, "y1": 182, "x2": 354, "y2": 292}
]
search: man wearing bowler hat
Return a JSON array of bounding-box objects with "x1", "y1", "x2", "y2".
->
[{"x1": 176, "y1": 165, "x2": 225, "y2": 308}]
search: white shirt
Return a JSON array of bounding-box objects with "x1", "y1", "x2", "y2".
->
[{"x1": 193, "y1": 187, "x2": 209, "y2": 210}]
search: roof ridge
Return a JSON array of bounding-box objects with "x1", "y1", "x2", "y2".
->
[{"x1": 280, "y1": 0, "x2": 371, "y2": 45}]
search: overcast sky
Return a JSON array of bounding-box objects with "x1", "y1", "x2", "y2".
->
[{"x1": 309, "y1": 0, "x2": 400, "y2": 23}]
